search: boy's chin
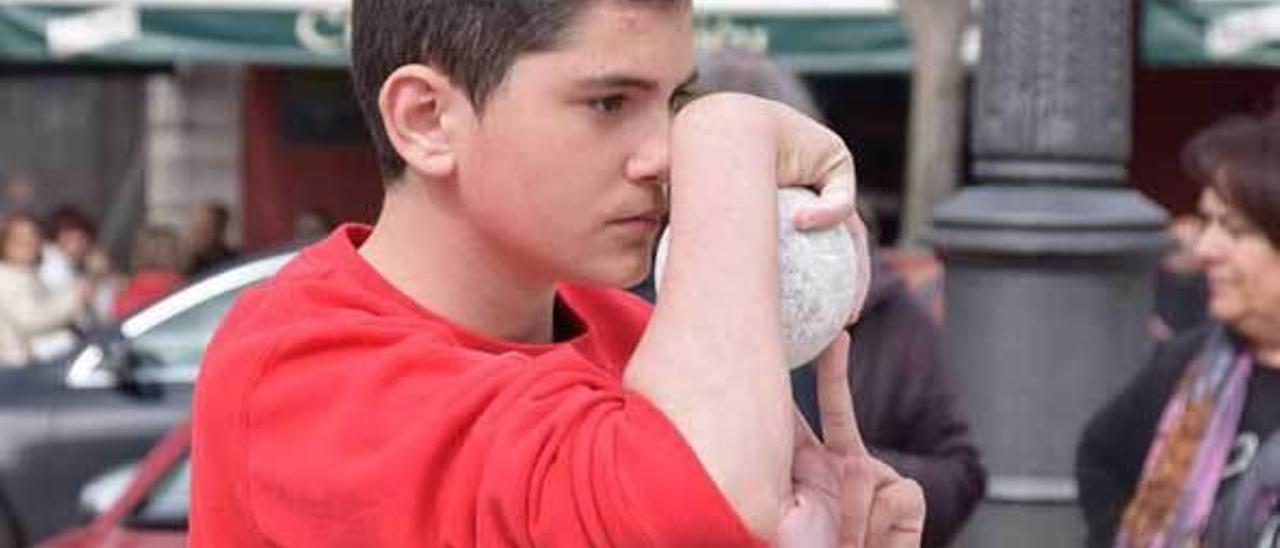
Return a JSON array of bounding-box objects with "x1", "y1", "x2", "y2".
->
[{"x1": 568, "y1": 262, "x2": 652, "y2": 290}]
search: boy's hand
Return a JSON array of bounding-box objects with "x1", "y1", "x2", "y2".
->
[
  {"x1": 675, "y1": 93, "x2": 869, "y2": 324},
  {"x1": 762, "y1": 94, "x2": 871, "y2": 326},
  {"x1": 774, "y1": 332, "x2": 926, "y2": 547},
  {"x1": 764, "y1": 101, "x2": 870, "y2": 325},
  {"x1": 771, "y1": 106, "x2": 856, "y2": 234},
  {"x1": 677, "y1": 93, "x2": 856, "y2": 231}
]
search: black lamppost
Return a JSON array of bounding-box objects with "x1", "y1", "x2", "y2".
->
[{"x1": 931, "y1": 1, "x2": 1169, "y2": 545}]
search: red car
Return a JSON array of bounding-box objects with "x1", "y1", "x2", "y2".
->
[{"x1": 41, "y1": 423, "x2": 189, "y2": 548}]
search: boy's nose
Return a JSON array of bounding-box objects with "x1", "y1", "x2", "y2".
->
[{"x1": 625, "y1": 126, "x2": 671, "y2": 187}]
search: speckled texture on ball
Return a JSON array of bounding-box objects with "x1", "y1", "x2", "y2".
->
[{"x1": 652, "y1": 187, "x2": 858, "y2": 368}]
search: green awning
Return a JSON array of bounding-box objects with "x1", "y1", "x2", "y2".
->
[
  {"x1": 0, "y1": 0, "x2": 911, "y2": 71},
  {"x1": 1143, "y1": 0, "x2": 1280, "y2": 67},
  {"x1": 0, "y1": 0, "x2": 1277, "y2": 70},
  {"x1": 0, "y1": 2, "x2": 350, "y2": 66}
]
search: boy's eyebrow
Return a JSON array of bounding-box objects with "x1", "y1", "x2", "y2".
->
[
  {"x1": 677, "y1": 70, "x2": 699, "y2": 90},
  {"x1": 574, "y1": 70, "x2": 699, "y2": 91}
]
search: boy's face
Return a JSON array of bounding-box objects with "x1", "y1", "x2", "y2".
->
[{"x1": 452, "y1": 0, "x2": 694, "y2": 288}]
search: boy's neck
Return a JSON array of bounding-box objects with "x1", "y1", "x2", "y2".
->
[{"x1": 358, "y1": 180, "x2": 558, "y2": 344}]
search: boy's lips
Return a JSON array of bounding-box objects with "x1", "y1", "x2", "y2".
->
[
  {"x1": 611, "y1": 207, "x2": 665, "y2": 225},
  {"x1": 615, "y1": 213, "x2": 661, "y2": 224},
  {"x1": 611, "y1": 217, "x2": 660, "y2": 232},
  {"x1": 607, "y1": 210, "x2": 664, "y2": 236}
]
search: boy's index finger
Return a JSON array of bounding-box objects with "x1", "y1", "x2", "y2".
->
[{"x1": 815, "y1": 331, "x2": 867, "y2": 457}]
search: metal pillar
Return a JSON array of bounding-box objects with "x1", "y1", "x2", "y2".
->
[{"x1": 931, "y1": 1, "x2": 1169, "y2": 546}]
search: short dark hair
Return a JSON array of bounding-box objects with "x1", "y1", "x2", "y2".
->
[
  {"x1": 350, "y1": 0, "x2": 681, "y2": 181},
  {"x1": 47, "y1": 205, "x2": 96, "y2": 240},
  {"x1": 1183, "y1": 107, "x2": 1280, "y2": 247}
]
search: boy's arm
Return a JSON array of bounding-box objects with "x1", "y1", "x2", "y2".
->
[{"x1": 625, "y1": 93, "x2": 855, "y2": 539}]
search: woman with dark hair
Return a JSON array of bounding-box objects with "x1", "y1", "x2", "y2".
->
[
  {"x1": 0, "y1": 213, "x2": 88, "y2": 366},
  {"x1": 1078, "y1": 108, "x2": 1280, "y2": 548}
]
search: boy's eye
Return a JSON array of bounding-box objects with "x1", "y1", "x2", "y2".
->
[{"x1": 589, "y1": 95, "x2": 627, "y2": 114}]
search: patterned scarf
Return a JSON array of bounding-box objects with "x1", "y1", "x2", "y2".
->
[{"x1": 1116, "y1": 326, "x2": 1255, "y2": 548}]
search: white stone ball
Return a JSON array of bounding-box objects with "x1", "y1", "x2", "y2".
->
[{"x1": 653, "y1": 187, "x2": 859, "y2": 369}]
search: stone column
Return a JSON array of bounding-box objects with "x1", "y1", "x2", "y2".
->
[
  {"x1": 931, "y1": 0, "x2": 1169, "y2": 546},
  {"x1": 146, "y1": 64, "x2": 244, "y2": 244}
]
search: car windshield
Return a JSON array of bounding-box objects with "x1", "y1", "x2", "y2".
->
[
  {"x1": 126, "y1": 290, "x2": 240, "y2": 384},
  {"x1": 109, "y1": 251, "x2": 294, "y2": 385},
  {"x1": 126, "y1": 454, "x2": 190, "y2": 530}
]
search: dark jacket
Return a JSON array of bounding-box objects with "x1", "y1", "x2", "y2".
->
[
  {"x1": 792, "y1": 252, "x2": 987, "y2": 547},
  {"x1": 1075, "y1": 324, "x2": 1213, "y2": 548}
]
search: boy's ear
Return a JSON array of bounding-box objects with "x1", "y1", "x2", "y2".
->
[{"x1": 378, "y1": 64, "x2": 470, "y2": 179}]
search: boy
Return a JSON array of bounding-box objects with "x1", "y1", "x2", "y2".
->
[{"x1": 191, "y1": 0, "x2": 923, "y2": 545}]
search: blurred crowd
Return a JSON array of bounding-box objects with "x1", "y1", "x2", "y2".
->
[{"x1": 0, "y1": 201, "x2": 240, "y2": 368}]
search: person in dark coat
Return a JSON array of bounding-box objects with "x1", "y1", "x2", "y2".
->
[{"x1": 186, "y1": 201, "x2": 239, "y2": 276}]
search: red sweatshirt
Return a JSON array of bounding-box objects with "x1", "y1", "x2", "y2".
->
[{"x1": 191, "y1": 225, "x2": 762, "y2": 547}]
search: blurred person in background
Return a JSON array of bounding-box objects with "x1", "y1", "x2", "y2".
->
[
  {"x1": 1, "y1": 172, "x2": 36, "y2": 216},
  {"x1": 293, "y1": 207, "x2": 336, "y2": 243},
  {"x1": 1078, "y1": 107, "x2": 1280, "y2": 548},
  {"x1": 40, "y1": 206, "x2": 118, "y2": 322},
  {"x1": 113, "y1": 225, "x2": 186, "y2": 319},
  {"x1": 186, "y1": 201, "x2": 239, "y2": 276},
  {"x1": 40, "y1": 206, "x2": 99, "y2": 291},
  {"x1": 0, "y1": 212, "x2": 90, "y2": 366},
  {"x1": 657, "y1": 47, "x2": 986, "y2": 547}
]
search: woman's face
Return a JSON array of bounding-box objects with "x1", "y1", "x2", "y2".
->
[
  {"x1": 1192, "y1": 189, "x2": 1280, "y2": 334},
  {"x1": 2, "y1": 219, "x2": 42, "y2": 266}
]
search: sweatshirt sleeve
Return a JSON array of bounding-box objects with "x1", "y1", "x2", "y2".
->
[{"x1": 240, "y1": 332, "x2": 764, "y2": 548}]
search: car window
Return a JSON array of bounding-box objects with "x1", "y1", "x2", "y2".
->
[
  {"x1": 127, "y1": 454, "x2": 190, "y2": 530},
  {"x1": 127, "y1": 289, "x2": 242, "y2": 384}
]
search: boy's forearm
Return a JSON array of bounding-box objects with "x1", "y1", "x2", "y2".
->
[{"x1": 625, "y1": 96, "x2": 793, "y2": 539}]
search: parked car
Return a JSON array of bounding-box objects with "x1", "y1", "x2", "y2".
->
[
  {"x1": 40, "y1": 422, "x2": 189, "y2": 548},
  {"x1": 0, "y1": 251, "x2": 293, "y2": 547}
]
